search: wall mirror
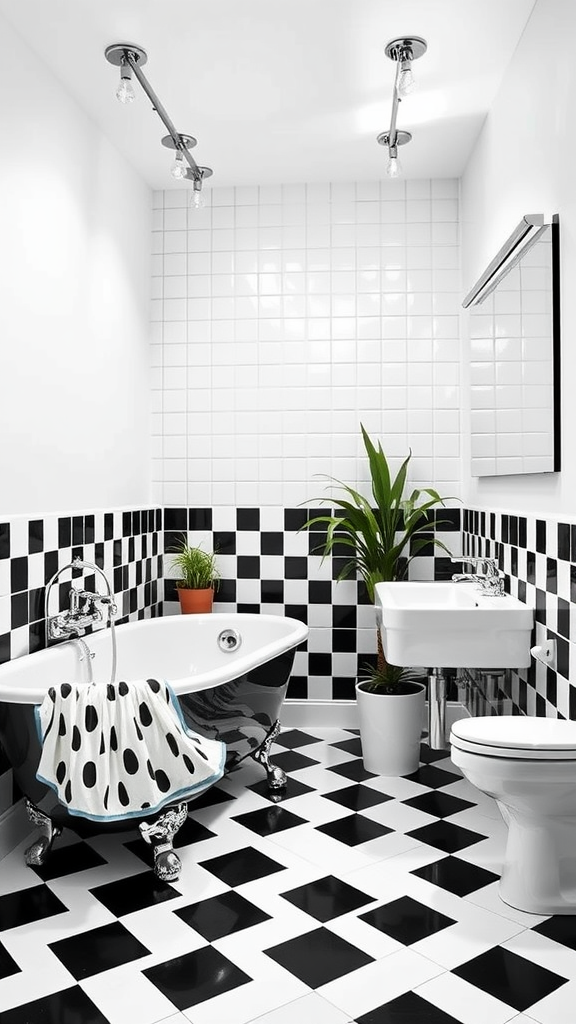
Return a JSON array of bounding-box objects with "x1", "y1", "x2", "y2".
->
[{"x1": 463, "y1": 214, "x2": 560, "y2": 477}]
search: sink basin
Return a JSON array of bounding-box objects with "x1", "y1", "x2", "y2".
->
[{"x1": 375, "y1": 581, "x2": 534, "y2": 668}]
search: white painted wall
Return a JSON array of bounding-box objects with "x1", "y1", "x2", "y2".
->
[
  {"x1": 0, "y1": 13, "x2": 152, "y2": 516},
  {"x1": 461, "y1": 0, "x2": 576, "y2": 517}
]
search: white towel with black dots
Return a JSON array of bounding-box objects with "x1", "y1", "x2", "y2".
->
[{"x1": 35, "y1": 678, "x2": 226, "y2": 822}]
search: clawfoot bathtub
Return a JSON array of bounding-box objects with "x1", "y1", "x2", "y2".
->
[{"x1": 0, "y1": 613, "x2": 307, "y2": 880}]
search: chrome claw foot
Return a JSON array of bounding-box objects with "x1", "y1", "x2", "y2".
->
[
  {"x1": 252, "y1": 719, "x2": 287, "y2": 791},
  {"x1": 24, "y1": 800, "x2": 62, "y2": 867},
  {"x1": 139, "y1": 803, "x2": 188, "y2": 882}
]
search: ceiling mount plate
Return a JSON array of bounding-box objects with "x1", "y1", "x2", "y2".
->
[
  {"x1": 104, "y1": 43, "x2": 148, "y2": 67},
  {"x1": 161, "y1": 134, "x2": 198, "y2": 151},
  {"x1": 377, "y1": 130, "x2": 412, "y2": 147},
  {"x1": 384, "y1": 36, "x2": 427, "y2": 62}
]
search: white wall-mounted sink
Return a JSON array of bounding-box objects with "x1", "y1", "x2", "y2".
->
[{"x1": 375, "y1": 581, "x2": 534, "y2": 668}]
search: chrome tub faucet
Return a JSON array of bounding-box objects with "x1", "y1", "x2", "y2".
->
[{"x1": 45, "y1": 557, "x2": 117, "y2": 642}]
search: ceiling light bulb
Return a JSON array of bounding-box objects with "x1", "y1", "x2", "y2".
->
[
  {"x1": 171, "y1": 151, "x2": 187, "y2": 180},
  {"x1": 116, "y1": 62, "x2": 135, "y2": 104},
  {"x1": 191, "y1": 188, "x2": 205, "y2": 209},
  {"x1": 386, "y1": 153, "x2": 402, "y2": 178},
  {"x1": 397, "y1": 59, "x2": 415, "y2": 96}
]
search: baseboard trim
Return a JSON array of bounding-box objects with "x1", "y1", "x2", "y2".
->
[
  {"x1": 0, "y1": 799, "x2": 29, "y2": 862},
  {"x1": 283, "y1": 699, "x2": 469, "y2": 733}
]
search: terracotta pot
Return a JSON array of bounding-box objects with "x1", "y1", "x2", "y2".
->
[
  {"x1": 355, "y1": 679, "x2": 425, "y2": 776},
  {"x1": 177, "y1": 587, "x2": 214, "y2": 614}
]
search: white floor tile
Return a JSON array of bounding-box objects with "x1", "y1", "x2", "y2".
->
[
  {"x1": 318, "y1": 947, "x2": 444, "y2": 1018},
  {"x1": 343, "y1": 845, "x2": 449, "y2": 901},
  {"x1": 81, "y1": 962, "x2": 176, "y2": 1024},
  {"x1": 416, "y1": 969, "x2": 519, "y2": 1024},
  {"x1": 363, "y1": 775, "x2": 433, "y2": 800},
  {"x1": 246, "y1": 991, "x2": 350, "y2": 1024},
  {"x1": 464, "y1": 880, "x2": 548, "y2": 927},
  {"x1": 361, "y1": 798, "x2": 437, "y2": 833},
  {"x1": 456, "y1": 832, "x2": 506, "y2": 874},
  {"x1": 0, "y1": 941, "x2": 75, "y2": 1013}
]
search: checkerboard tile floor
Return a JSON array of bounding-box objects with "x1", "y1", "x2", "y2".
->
[{"x1": 1, "y1": 728, "x2": 575, "y2": 1024}]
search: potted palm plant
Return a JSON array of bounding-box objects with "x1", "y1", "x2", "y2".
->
[
  {"x1": 303, "y1": 424, "x2": 452, "y2": 775},
  {"x1": 169, "y1": 536, "x2": 220, "y2": 614}
]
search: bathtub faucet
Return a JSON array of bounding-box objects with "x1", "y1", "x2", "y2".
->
[{"x1": 45, "y1": 557, "x2": 117, "y2": 642}]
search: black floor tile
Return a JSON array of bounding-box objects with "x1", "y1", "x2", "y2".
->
[
  {"x1": 404, "y1": 765, "x2": 459, "y2": 789},
  {"x1": 232, "y1": 805, "x2": 308, "y2": 836},
  {"x1": 322, "y1": 784, "x2": 393, "y2": 812},
  {"x1": 327, "y1": 760, "x2": 378, "y2": 782},
  {"x1": 410, "y1": 856, "x2": 500, "y2": 896},
  {"x1": 188, "y1": 785, "x2": 235, "y2": 811},
  {"x1": 406, "y1": 820, "x2": 487, "y2": 853},
  {"x1": 274, "y1": 729, "x2": 321, "y2": 749},
  {"x1": 175, "y1": 890, "x2": 271, "y2": 941},
  {"x1": 89, "y1": 870, "x2": 181, "y2": 916},
  {"x1": 329, "y1": 737, "x2": 364, "y2": 757},
  {"x1": 533, "y1": 915, "x2": 576, "y2": 951},
  {"x1": 356, "y1": 989, "x2": 464, "y2": 1023},
  {"x1": 49, "y1": 920, "x2": 150, "y2": 980},
  {"x1": 199, "y1": 845, "x2": 286, "y2": 887},
  {"x1": 0, "y1": 986, "x2": 109, "y2": 1024},
  {"x1": 316, "y1": 814, "x2": 393, "y2": 847},
  {"x1": 0, "y1": 884, "x2": 68, "y2": 931},
  {"x1": 32, "y1": 841, "x2": 107, "y2": 881},
  {"x1": 453, "y1": 945, "x2": 568, "y2": 1011},
  {"x1": 270, "y1": 749, "x2": 320, "y2": 772},
  {"x1": 144, "y1": 945, "x2": 252, "y2": 1010},
  {"x1": 264, "y1": 926, "x2": 374, "y2": 987},
  {"x1": 0, "y1": 939, "x2": 20, "y2": 980},
  {"x1": 359, "y1": 895, "x2": 456, "y2": 945},
  {"x1": 280, "y1": 874, "x2": 374, "y2": 922},
  {"x1": 174, "y1": 815, "x2": 218, "y2": 848},
  {"x1": 248, "y1": 776, "x2": 315, "y2": 802},
  {"x1": 401, "y1": 791, "x2": 475, "y2": 819},
  {"x1": 419, "y1": 744, "x2": 454, "y2": 765}
]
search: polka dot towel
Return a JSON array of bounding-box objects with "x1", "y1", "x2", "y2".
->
[{"x1": 35, "y1": 679, "x2": 226, "y2": 822}]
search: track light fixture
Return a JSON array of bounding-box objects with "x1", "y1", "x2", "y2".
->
[
  {"x1": 377, "y1": 36, "x2": 427, "y2": 178},
  {"x1": 105, "y1": 43, "x2": 213, "y2": 207}
]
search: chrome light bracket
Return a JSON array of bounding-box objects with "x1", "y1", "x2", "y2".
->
[
  {"x1": 377, "y1": 130, "x2": 412, "y2": 148},
  {"x1": 384, "y1": 36, "x2": 427, "y2": 62},
  {"x1": 184, "y1": 166, "x2": 213, "y2": 181},
  {"x1": 104, "y1": 43, "x2": 148, "y2": 68},
  {"x1": 161, "y1": 134, "x2": 198, "y2": 151}
]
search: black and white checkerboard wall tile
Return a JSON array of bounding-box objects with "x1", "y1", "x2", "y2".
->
[
  {"x1": 163, "y1": 506, "x2": 461, "y2": 702},
  {"x1": 463, "y1": 507, "x2": 576, "y2": 721},
  {"x1": 0, "y1": 507, "x2": 163, "y2": 815}
]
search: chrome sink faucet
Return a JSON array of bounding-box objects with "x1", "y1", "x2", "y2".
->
[
  {"x1": 451, "y1": 556, "x2": 505, "y2": 596},
  {"x1": 45, "y1": 557, "x2": 117, "y2": 642}
]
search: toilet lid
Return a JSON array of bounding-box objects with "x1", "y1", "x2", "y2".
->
[{"x1": 450, "y1": 716, "x2": 576, "y2": 757}]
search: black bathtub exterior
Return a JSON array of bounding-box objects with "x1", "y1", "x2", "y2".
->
[{"x1": 0, "y1": 646, "x2": 295, "y2": 836}]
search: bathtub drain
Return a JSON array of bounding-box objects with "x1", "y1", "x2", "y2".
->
[{"x1": 217, "y1": 628, "x2": 242, "y2": 653}]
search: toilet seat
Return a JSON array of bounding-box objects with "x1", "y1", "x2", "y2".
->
[{"x1": 450, "y1": 716, "x2": 576, "y2": 760}]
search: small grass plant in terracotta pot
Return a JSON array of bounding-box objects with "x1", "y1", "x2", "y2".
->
[
  {"x1": 303, "y1": 424, "x2": 453, "y2": 775},
  {"x1": 169, "y1": 535, "x2": 220, "y2": 614}
]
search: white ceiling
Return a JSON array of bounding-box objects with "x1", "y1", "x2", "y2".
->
[{"x1": 0, "y1": 0, "x2": 536, "y2": 188}]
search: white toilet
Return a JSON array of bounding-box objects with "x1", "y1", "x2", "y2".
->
[{"x1": 450, "y1": 715, "x2": 576, "y2": 915}]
